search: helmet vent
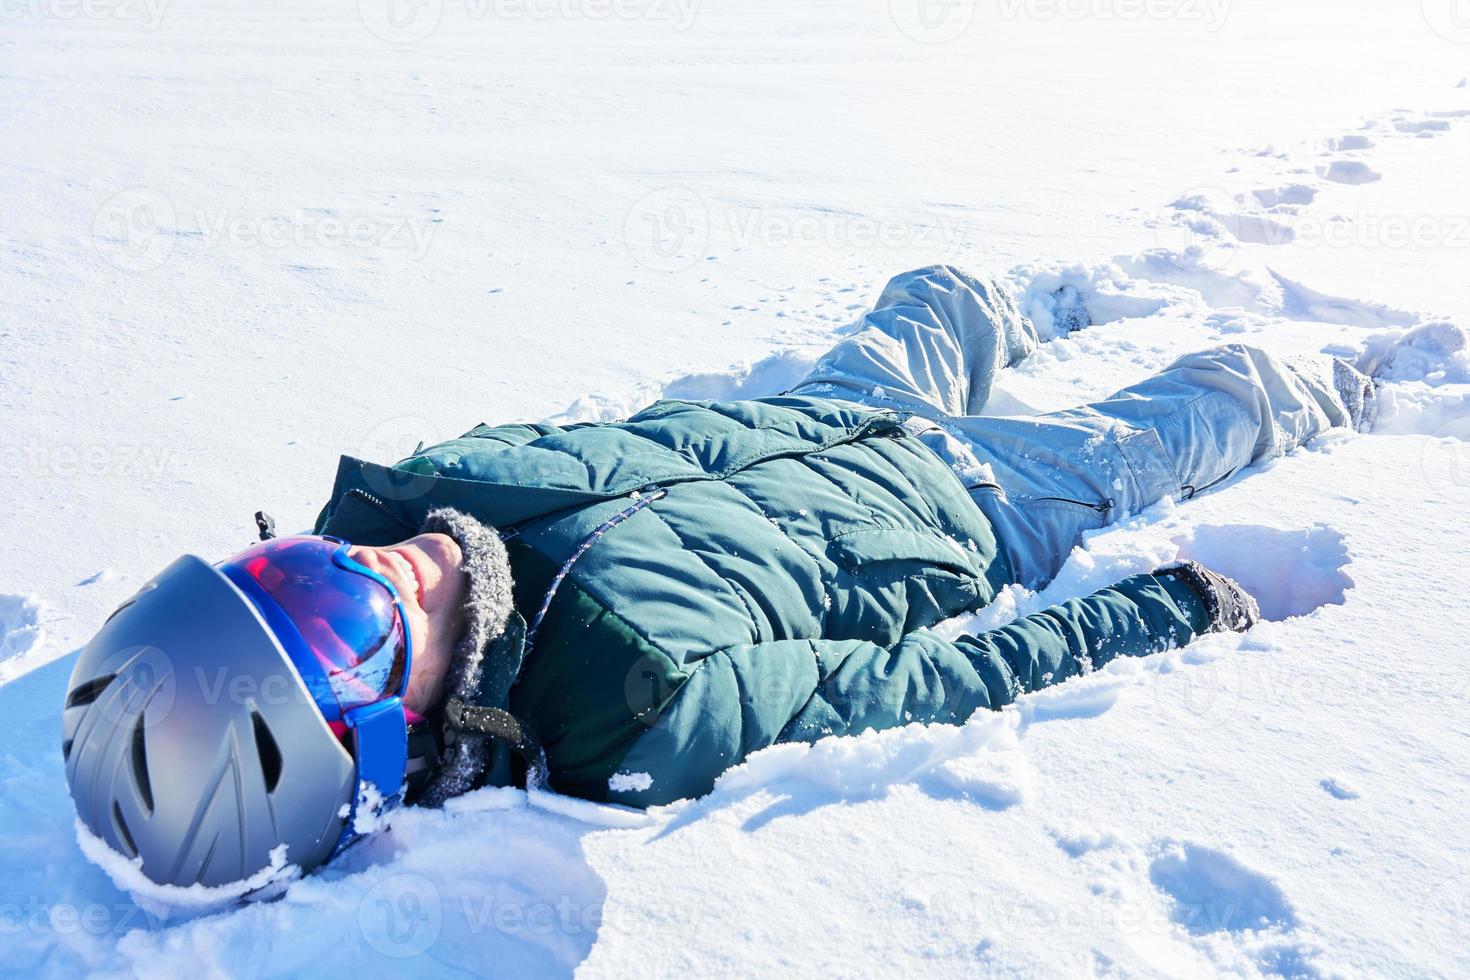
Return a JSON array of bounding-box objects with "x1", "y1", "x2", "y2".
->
[
  {"x1": 67, "y1": 674, "x2": 116, "y2": 709},
  {"x1": 131, "y1": 718, "x2": 154, "y2": 814},
  {"x1": 104, "y1": 599, "x2": 135, "y2": 625},
  {"x1": 62, "y1": 739, "x2": 73, "y2": 761},
  {"x1": 252, "y1": 711, "x2": 283, "y2": 793},
  {"x1": 112, "y1": 802, "x2": 138, "y2": 858},
  {"x1": 103, "y1": 583, "x2": 156, "y2": 625}
]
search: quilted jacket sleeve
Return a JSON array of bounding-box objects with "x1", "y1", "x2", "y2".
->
[
  {"x1": 605, "y1": 570, "x2": 1213, "y2": 807},
  {"x1": 778, "y1": 569, "x2": 1212, "y2": 742}
]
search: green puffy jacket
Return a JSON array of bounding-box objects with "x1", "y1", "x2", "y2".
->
[{"x1": 315, "y1": 396, "x2": 1209, "y2": 807}]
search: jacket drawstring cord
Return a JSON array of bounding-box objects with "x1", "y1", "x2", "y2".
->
[{"x1": 524, "y1": 489, "x2": 668, "y2": 649}]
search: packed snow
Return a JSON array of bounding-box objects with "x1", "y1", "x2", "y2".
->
[{"x1": 2, "y1": 0, "x2": 1468, "y2": 976}]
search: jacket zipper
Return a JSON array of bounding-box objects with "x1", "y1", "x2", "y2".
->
[
  {"x1": 341, "y1": 487, "x2": 531, "y2": 544},
  {"x1": 343, "y1": 488, "x2": 418, "y2": 534},
  {"x1": 968, "y1": 482, "x2": 1114, "y2": 514}
]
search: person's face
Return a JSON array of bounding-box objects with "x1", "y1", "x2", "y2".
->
[{"x1": 347, "y1": 534, "x2": 467, "y2": 715}]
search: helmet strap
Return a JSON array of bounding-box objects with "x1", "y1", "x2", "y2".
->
[{"x1": 332, "y1": 695, "x2": 409, "y2": 854}]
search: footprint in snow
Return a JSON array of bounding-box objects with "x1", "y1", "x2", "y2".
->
[
  {"x1": 1320, "y1": 776, "x2": 1361, "y2": 800},
  {"x1": 1326, "y1": 134, "x2": 1374, "y2": 152},
  {"x1": 1393, "y1": 118, "x2": 1451, "y2": 136},
  {"x1": 1048, "y1": 826, "x2": 1124, "y2": 858},
  {"x1": 1251, "y1": 184, "x2": 1317, "y2": 210},
  {"x1": 1317, "y1": 160, "x2": 1382, "y2": 185},
  {"x1": 1147, "y1": 840, "x2": 1297, "y2": 935},
  {"x1": 0, "y1": 594, "x2": 45, "y2": 664}
]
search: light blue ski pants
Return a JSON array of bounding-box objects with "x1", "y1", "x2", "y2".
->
[{"x1": 791, "y1": 265, "x2": 1354, "y2": 587}]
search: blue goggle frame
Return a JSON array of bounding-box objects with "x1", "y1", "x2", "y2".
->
[{"x1": 222, "y1": 536, "x2": 412, "y2": 857}]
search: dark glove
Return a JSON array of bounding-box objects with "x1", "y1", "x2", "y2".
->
[{"x1": 1158, "y1": 560, "x2": 1261, "y2": 633}]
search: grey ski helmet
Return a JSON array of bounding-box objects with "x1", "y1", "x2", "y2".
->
[{"x1": 62, "y1": 555, "x2": 356, "y2": 888}]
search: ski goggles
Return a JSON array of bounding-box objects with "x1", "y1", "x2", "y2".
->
[{"x1": 220, "y1": 535, "x2": 411, "y2": 847}]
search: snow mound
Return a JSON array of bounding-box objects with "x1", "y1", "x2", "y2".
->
[
  {"x1": 1008, "y1": 260, "x2": 1184, "y2": 337},
  {"x1": 1360, "y1": 321, "x2": 1469, "y2": 385},
  {"x1": 1360, "y1": 322, "x2": 1470, "y2": 442},
  {"x1": 75, "y1": 821, "x2": 299, "y2": 917},
  {"x1": 1269, "y1": 272, "x2": 1419, "y2": 329},
  {"x1": 681, "y1": 707, "x2": 1032, "y2": 833},
  {"x1": 549, "y1": 349, "x2": 821, "y2": 424}
]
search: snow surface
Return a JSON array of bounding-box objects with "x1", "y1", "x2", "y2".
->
[{"x1": 3, "y1": 0, "x2": 1469, "y2": 976}]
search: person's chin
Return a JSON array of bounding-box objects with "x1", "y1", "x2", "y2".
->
[{"x1": 397, "y1": 536, "x2": 459, "y2": 610}]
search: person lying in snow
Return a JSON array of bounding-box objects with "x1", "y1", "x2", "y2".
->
[{"x1": 65, "y1": 265, "x2": 1389, "y2": 889}]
